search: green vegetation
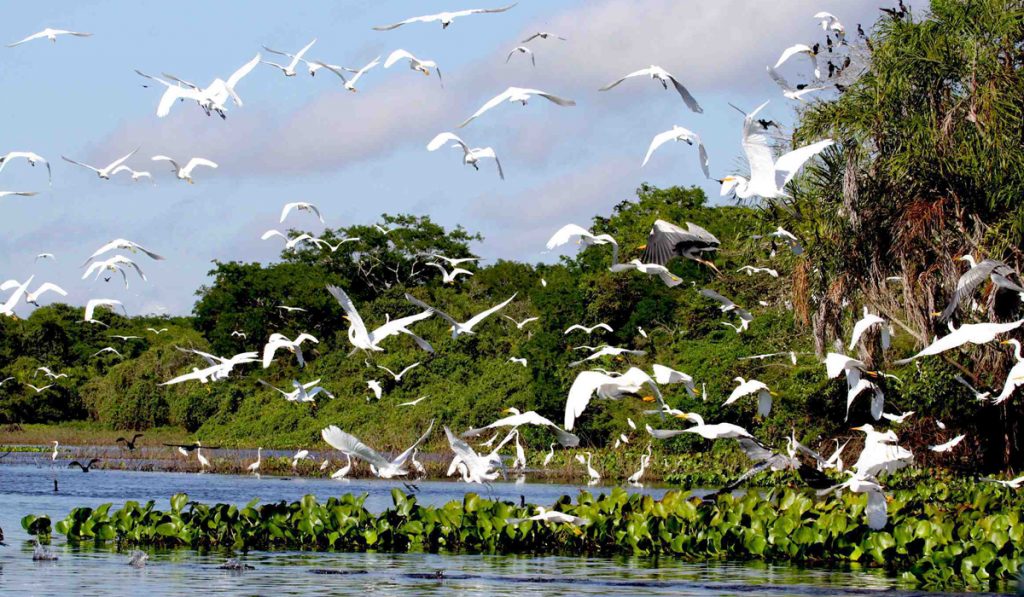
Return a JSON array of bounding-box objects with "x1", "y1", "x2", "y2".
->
[{"x1": 24, "y1": 480, "x2": 1024, "y2": 591}]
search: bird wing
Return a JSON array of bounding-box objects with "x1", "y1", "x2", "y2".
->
[
  {"x1": 384, "y1": 49, "x2": 415, "y2": 68},
  {"x1": 227, "y1": 53, "x2": 261, "y2": 91},
  {"x1": 599, "y1": 67, "x2": 654, "y2": 91},
  {"x1": 938, "y1": 260, "x2": 1001, "y2": 322},
  {"x1": 326, "y1": 285, "x2": 372, "y2": 343},
  {"x1": 390, "y1": 419, "x2": 436, "y2": 468},
  {"x1": 525, "y1": 89, "x2": 575, "y2": 106},
  {"x1": 7, "y1": 31, "x2": 50, "y2": 47},
  {"x1": 460, "y1": 3, "x2": 517, "y2": 16},
  {"x1": 864, "y1": 487, "x2": 888, "y2": 530},
  {"x1": 290, "y1": 39, "x2": 318, "y2": 66},
  {"x1": 463, "y1": 293, "x2": 517, "y2": 329},
  {"x1": 427, "y1": 132, "x2": 467, "y2": 152},
  {"x1": 106, "y1": 148, "x2": 140, "y2": 172},
  {"x1": 349, "y1": 56, "x2": 381, "y2": 84},
  {"x1": 848, "y1": 313, "x2": 883, "y2": 350},
  {"x1": 458, "y1": 88, "x2": 514, "y2": 128},
  {"x1": 642, "y1": 128, "x2": 689, "y2": 167},
  {"x1": 314, "y1": 62, "x2": 349, "y2": 82},
  {"x1": 564, "y1": 370, "x2": 614, "y2": 430},
  {"x1": 321, "y1": 426, "x2": 391, "y2": 469},
  {"x1": 404, "y1": 293, "x2": 460, "y2": 327},
  {"x1": 398, "y1": 362, "x2": 421, "y2": 378},
  {"x1": 61, "y1": 156, "x2": 100, "y2": 174},
  {"x1": 32, "y1": 282, "x2": 68, "y2": 300},
  {"x1": 666, "y1": 74, "x2": 702, "y2": 113},
  {"x1": 546, "y1": 224, "x2": 594, "y2": 249},
  {"x1": 645, "y1": 425, "x2": 688, "y2": 440},
  {"x1": 257, "y1": 379, "x2": 290, "y2": 397},
  {"x1": 372, "y1": 13, "x2": 437, "y2": 31},
  {"x1": 371, "y1": 309, "x2": 433, "y2": 342},
  {"x1": 182, "y1": 158, "x2": 218, "y2": 175},
  {"x1": 774, "y1": 139, "x2": 834, "y2": 189},
  {"x1": 699, "y1": 288, "x2": 735, "y2": 309}
]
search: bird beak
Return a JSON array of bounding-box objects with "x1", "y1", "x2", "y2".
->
[
  {"x1": 851, "y1": 425, "x2": 865, "y2": 431},
  {"x1": 769, "y1": 391, "x2": 778, "y2": 397},
  {"x1": 641, "y1": 395, "x2": 656, "y2": 402},
  {"x1": 673, "y1": 413, "x2": 689, "y2": 419},
  {"x1": 343, "y1": 315, "x2": 351, "y2": 321},
  {"x1": 1000, "y1": 340, "x2": 1011, "y2": 345},
  {"x1": 501, "y1": 407, "x2": 514, "y2": 414},
  {"x1": 930, "y1": 311, "x2": 942, "y2": 318},
  {"x1": 637, "y1": 244, "x2": 647, "y2": 250}
]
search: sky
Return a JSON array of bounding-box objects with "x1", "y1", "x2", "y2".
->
[{"x1": 0, "y1": 0, "x2": 895, "y2": 317}]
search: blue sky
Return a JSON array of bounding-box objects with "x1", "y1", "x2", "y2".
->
[{"x1": 0, "y1": 0, "x2": 892, "y2": 316}]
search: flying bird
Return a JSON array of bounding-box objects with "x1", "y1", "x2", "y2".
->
[
  {"x1": 610, "y1": 259, "x2": 684, "y2": 287},
  {"x1": 8, "y1": 28, "x2": 92, "y2": 47},
  {"x1": 546, "y1": 224, "x2": 618, "y2": 265},
  {"x1": 426, "y1": 132, "x2": 504, "y2": 179},
  {"x1": 261, "y1": 229, "x2": 315, "y2": 250},
  {"x1": 373, "y1": 4, "x2": 517, "y2": 30},
  {"x1": 503, "y1": 315, "x2": 538, "y2": 329},
  {"x1": 84, "y1": 298, "x2": 125, "y2": 325},
  {"x1": 724, "y1": 377, "x2": 776, "y2": 417},
  {"x1": 404, "y1": 292, "x2": 516, "y2": 338},
  {"x1": 564, "y1": 323, "x2": 613, "y2": 335},
  {"x1": 639, "y1": 220, "x2": 720, "y2": 269},
  {"x1": 930, "y1": 434, "x2": 966, "y2": 453},
  {"x1": 111, "y1": 165, "x2": 153, "y2": 182},
  {"x1": 849, "y1": 306, "x2": 891, "y2": 351},
  {"x1": 720, "y1": 101, "x2": 833, "y2": 199},
  {"x1": 377, "y1": 362, "x2": 421, "y2": 382},
  {"x1": 83, "y1": 239, "x2": 164, "y2": 266},
  {"x1": 766, "y1": 66, "x2": 826, "y2": 101},
  {"x1": 62, "y1": 148, "x2": 140, "y2": 180},
  {"x1": 600, "y1": 65, "x2": 703, "y2": 113},
  {"x1": 259, "y1": 378, "x2": 334, "y2": 403},
  {"x1": 641, "y1": 126, "x2": 709, "y2": 178},
  {"x1": 0, "y1": 191, "x2": 37, "y2": 198},
  {"x1": 68, "y1": 458, "x2": 101, "y2": 472},
  {"x1": 938, "y1": 255, "x2": 1024, "y2": 322},
  {"x1": 151, "y1": 156, "x2": 218, "y2": 183},
  {"x1": 23, "y1": 282, "x2": 67, "y2": 306},
  {"x1": 506, "y1": 46, "x2": 535, "y2": 66},
  {"x1": 521, "y1": 32, "x2": 566, "y2": 43},
  {"x1": 773, "y1": 44, "x2": 821, "y2": 79},
  {"x1": 262, "y1": 332, "x2": 318, "y2": 368},
  {"x1": 458, "y1": 87, "x2": 575, "y2": 128},
  {"x1": 564, "y1": 367, "x2": 665, "y2": 430},
  {"x1": 315, "y1": 56, "x2": 381, "y2": 92},
  {"x1": 262, "y1": 39, "x2": 317, "y2": 77},
  {"x1": 321, "y1": 420, "x2": 435, "y2": 479},
  {"x1": 894, "y1": 320, "x2": 1024, "y2": 364},
  {"x1": 737, "y1": 265, "x2": 779, "y2": 277},
  {"x1": 0, "y1": 151, "x2": 51, "y2": 184},
  {"x1": 384, "y1": 49, "x2": 442, "y2": 85},
  {"x1": 327, "y1": 285, "x2": 434, "y2": 352},
  {"x1": 463, "y1": 406, "x2": 579, "y2": 447}
]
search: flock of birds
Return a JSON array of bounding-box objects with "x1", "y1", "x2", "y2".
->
[{"x1": 5, "y1": 0, "x2": 1023, "y2": 532}]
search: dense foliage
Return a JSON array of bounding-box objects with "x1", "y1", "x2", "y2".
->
[{"x1": 25, "y1": 481, "x2": 1024, "y2": 591}]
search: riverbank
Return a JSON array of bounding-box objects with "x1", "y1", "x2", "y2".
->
[{"x1": 21, "y1": 482, "x2": 1024, "y2": 592}]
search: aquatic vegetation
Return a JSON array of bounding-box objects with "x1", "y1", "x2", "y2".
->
[{"x1": 26, "y1": 483, "x2": 1024, "y2": 591}]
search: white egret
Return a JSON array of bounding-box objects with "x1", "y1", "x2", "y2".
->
[
  {"x1": 521, "y1": 32, "x2": 566, "y2": 42},
  {"x1": 262, "y1": 39, "x2": 317, "y2": 77},
  {"x1": 766, "y1": 66, "x2": 826, "y2": 102},
  {"x1": 542, "y1": 443, "x2": 556, "y2": 467},
  {"x1": 737, "y1": 265, "x2": 779, "y2": 277},
  {"x1": 641, "y1": 126, "x2": 709, "y2": 178},
  {"x1": 0, "y1": 151, "x2": 51, "y2": 184},
  {"x1": 377, "y1": 362, "x2": 420, "y2": 382},
  {"x1": 23, "y1": 282, "x2": 67, "y2": 306},
  {"x1": 546, "y1": 224, "x2": 618, "y2": 265},
  {"x1": 83, "y1": 239, "x2": 164, "y2": 266},
  {"x1": 247, "y1": 448, "x2": 262, "y2": 474},
  {"x1": 930, "y1": 434, "x2": 965, "y2": 453},
  {"x1": 647, "y1": 413, "x2": 753, "y2": 441},
  {"x1": 506, "y1": 506, "x2": 589, "y2": 526},
  {"x1": 321, "y1": 420, "x2": 435, "y2": 479},
  {"x1": 35, "y1": 253, "x2": 55, "y2": 262},
  {"x1": 610, "y1": 259, "x2": 684, "y2": 287},
  {"x1": 398, "y1": 395, "x2": 428, "y2": 407},
  {"x1": 428, "y1": 262, "x2": 474, "y2": 284},
  {"x1": 814, "y1": 12, "x2": 846, "y2": 36},
  {"x1": 600, "y1": 65, "x2": 702, "y2": 113},
  {"x1": 291, "y1": 449, "x2": 311, "y2": 469},
  {"x1": 575, "y1": 452, "x2": 601, "y2": 484},
  {"x1": 980, "y1": 475, "x2": 1024, "y2": 489},
  {"x1": 720, "y1": 101, "x2": 833, "y2": 199},
  {"x1": 327, "y1": 285, "x2": 434, "y2": 352},
  {"x1": 83, "y1": 298, "x2": 125, "y2": 325},
  {"x1": 851, "y1": 424, "x2": 914, "y2": 476},
  {"x1": 773, "y1": 44, "x2": 820, "y2": 79},
  {"x1": 503, "y1": 315, "x2": 539, "y2": 329},
  {"x1": 819, "y1": 473, "x2": 887, "y2": 530},
  {"x1": 426, "y1": 132, "x2": 504, "y2": 179},
  {"x1": 62, "y1": 148, "x2": 140, "y2": 180},
  {"x1": 366, "y1": 380, "x2": 383, "y2": 401},
  {"x1": 91, "y1": 347, "x2": 122, "y2": 358},
  {"x1": 569, "y1": 345, "x2": 646, "y2": 367},
  {"x1": 458, "y1": 87, "x2": 575, "y2": 128},
  {"x1": 404, "y1": 292, "x2": 516, "y2": 338},
  {"x1": 385, "y1": 49, "x2": 442, "y2": 85},
  {"x1": 463, "y1": 407, "x2": 579, "y2": 447},
  {"x1": 564, "y1": 323, "x2": 612, "y2": 335},
  {"x1": 993, "y1": 339, "x2": 1024, "y2": 404},
  {"x1": 259, "y1": 378, "x2": 334, "y2": 403},
  {"x1": 881, "y1": 411, "x2": 915, "y2": 425},
  {"x1": 261, "y1": 332, "x2": 318, "y2": 368},
  {"x1": 331, "y1": 453, "x2": 354, "y2": 479},
  {"x1": 938, "y1": 255, "x2": 1024, "y2": 322},
  {"x1": 894, "y1": 319, "x2": 1024, "y2": 364},
  {"x1": 724, "y1": 377, "x2": 775, "y2": 417},
  {"x1": 196, "y1": 447, "x2": 210, "y2": 472},
  {"x1": 8, "y1": 28, "x2": 91, "y2": 47},
  {"x1": 151, "y1": 155, "x2": 217, "y2": 183},
  {"x1": 849, "y1": 306, "x2": 891, "y2": 351},
  {"x1": 506, "y1": 46, "x2": 535, "y2": 66},
  {"x1": 111, "y1": 165, "x2": 152, "y2": 182},
  {"x1": 564, "y1": 367, "x2": 664, "y2": 430},
  {"x1": 373, "y1": 5, "x2": 517, "y2": 30},
  {"x1": 82, "y1": 255, "x2": 146, "y2": 288},
  {"x1": 508, "y1": 357, "x2": 527, "y2": 366},
  {"x1": 318, "y1": 56, "x2": 381, "y2": 92},
  {"x1": 280, "y1": 202, "x2": 324, "y2": 224},
  {"x1": 0, "y1": 191, "x2": 37, "y2": 198}
]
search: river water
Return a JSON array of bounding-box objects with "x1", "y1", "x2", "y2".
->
[{"x1": 0, "y1": 461, "x2": 1010, "y2": 596}]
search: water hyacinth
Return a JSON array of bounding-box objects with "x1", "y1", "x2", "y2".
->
[{"x1": 23, "y1": 483, "x2": 1024, "y2": 591}]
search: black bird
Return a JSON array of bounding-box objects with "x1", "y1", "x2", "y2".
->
[
  {"x1": 836, "y1": 84, "x2": 848, "y2": 92},
  {"x1": 116, "y1": 433, "x2": 144, "y2": 451},
  {"x1": 857, "y1": 24, "x2": 866, "y2": 38},
  {"x1": 842, "y1": 56, "x2": 852, "y2": 69},
  {"x1": 827, "y1": 61, "x2": 836, "y2": 78},
  {"x1": 639, "y1": 219, "x2": 721, "y2": 271},
  {"x1": 1, "y1": 525, "x2": 6, "y2": 546},
  {"x1": 68, "y1": 458, "x2": 100, "y2": 472},
  {"x1": 163, "y1": 442, "x2": 220, "y2": 453},
  {"x1": 756, "y1": 118, "x2": 780, "y2": 130},
  {"x1": 826, "y1": 36, "x2": 833, "y2": 52}
]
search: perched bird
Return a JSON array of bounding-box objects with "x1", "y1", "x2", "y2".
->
[
  {"x1": 384, "y1": 49, "x2": 442, "y2": 85},
  {"x1": 262, "y1": 39, "x2": 317, "y2": 77},
  {"x1": 280, "y1": 202, "x2": 324, "y2": 224},
  {"x1": 426, "y1": 132, "x2": 504, "y2": 180},
  {"x1": 8, "y1": 28, "x2": 92, "y2": 47},
  {"x1": 506, "y1": 46, "x2": 535, "y2": 66},
  {"x1": 641, "y1": 126, "x2": 709, "y2": 178},
  {"x1": 62, "y1": 148, "x2": 140, "y2": 180},
  {"x1": 404, "y1": 292, "x2": 516, "y2": 338},
  {"x1": 458, "y1": 87, "x2": 575, "y2": 128},
  {"x1": 720, "y1": 101, "x2": 833, "y2": 199},
  {"x1": 321, "y1": 420, "x2": 435, "y2": 478},
  {"x1": 331, "y1": 453, "x2": 353, "y2": 479},
  {"x1": 196, "y1": 446, "x2": 210, "y2": 471},
  {"x1": 600, "y1": 65, "x2": 702, "y2": 113},
  {"x1": 575, "y1": 452, "x2": 601, "y2": 484},
  {"x1": 0, "y1": 151, "x2": 51, "y2": 184},
  {"x1": 247, "y1": 447, "x2": 262, "y2": 474},
  {"x1": 68, "y1": 458, "x2": 100, "y2": 472},
  {"x1": 151, "y1": 156, "x2": 218, "y2": 183},
  {"x1": 373, "y1": 5, "x2": 517, "y2": 30}
]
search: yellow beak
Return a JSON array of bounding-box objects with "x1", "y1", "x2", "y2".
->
[{"x1": 641, "y1": 395, "x2": 656, "y2": 403}]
